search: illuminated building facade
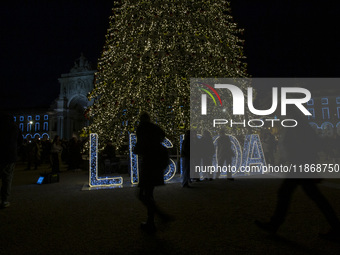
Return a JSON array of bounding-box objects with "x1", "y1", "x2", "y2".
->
[
  {"x1": 54, "y1": 53, "x2": 95, "y2": 139},
  {"x1": 10, "y1": 53, "x2": 95, "y2": 140},
  {"x1": 13, "y1": 111, "x2": 53, "y2": 140},
  {"x1": 307, "y1": 89, "x2": 340, "y2": 137}
]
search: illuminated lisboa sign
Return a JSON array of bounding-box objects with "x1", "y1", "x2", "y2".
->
[{"x1": 89, "y1": 133, "x2": 266, "y2": 188}]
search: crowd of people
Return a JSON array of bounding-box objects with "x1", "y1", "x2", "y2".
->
[
  {"x1": 1, "y1": 110, "x2": 339, "y2": 240},
  {"x1": 19, "y1": 135, "x2": 84, "y2": 172},
  {"x1": 181, "y1": 127, "x2": 236, "y2": 188}
]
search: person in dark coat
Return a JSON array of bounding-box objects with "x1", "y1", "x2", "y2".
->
[
  {"x1": 200, "y1": 130, "x2": 215, "y2": 180},
  {"x1": 181, "y1": 130, "x2": 191, "y2": 187},
  {"x1": 102, "y1": 140, "x2": 119, "y2": 173},
  {"x1": 216, "y1": 127, "x2": 234, "y2": 180},
  {"x1": 255, "y1": 108, "x2": 340, "y2": 240},
  {"x1": 68, "y1": 137, "x2": 82, "y2": 171},
  {"x1": 51, "y1": 135, "x2": 62, "y2": 173},
  {"x1": 134, "y1": 112, "x2": 172, "y2": 233},
  {"x1": 0, "y1": 112, "x2": 22, "y2": 208}
]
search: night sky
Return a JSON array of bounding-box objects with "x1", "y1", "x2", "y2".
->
[{"x1": 0, "y1": 0, "x2": 338, "y2": 110}]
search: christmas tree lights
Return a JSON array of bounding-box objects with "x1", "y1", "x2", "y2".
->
[{"x1": 85, "y1": 0, "x2": 247, "y2": 149}]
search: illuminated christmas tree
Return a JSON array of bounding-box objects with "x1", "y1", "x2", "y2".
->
[{"x1": 85, "y1": 0, "x2": 247, "y2": 149}]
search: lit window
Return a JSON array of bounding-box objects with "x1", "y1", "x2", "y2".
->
[
  {"x1": 321, "y1": 98, "x2": 328, "y2": 105},
  {"x1": 322, "y1": 108, "x2": 330, "y2": 119},
  {"x1": 36, "y1": 115, "x2": 40, "y2": 121},
  {"x1": 307, "y1": 108, "x2": 315, "y2": 119},
  {"x1": 307, "y1": 99, "x2": 314, "y2": 105},
  {"x1": 35, "y1": 123, "x2": 40, "y2": 131},
  {"x1": 44, "y1": 115, "x2": 48, "y2": 120},
  {"x1": 43, "y1": 122, "x2": 48, "y2": 131},
  {"x1": 27, "y1": 124, "x2": 32, "y2": 132},
  {"x1": 20, "y1": 116, "x2": 24, "y2": 122},
  {"x1": 19, "y1": 123, "x2": 23, "y2": 131},
  {"x1": 28, "y1": 116, "x2": 32, "y2": 121}
]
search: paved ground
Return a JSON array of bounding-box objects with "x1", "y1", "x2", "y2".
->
[{"x1": 1, "y1": 162, "x2": 340, "y2": 255}]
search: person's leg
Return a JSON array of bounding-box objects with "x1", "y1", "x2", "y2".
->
[
  {"x1": 182, "y1": 157, "x2": 190, "y2": 187},
  {"x1": 301, "y1": 181, "x2": 340, "y2": 229},
  {"x1": 52, "y1": 153, "x2": 60, "y2": 173},
  {"x1": 270, "y1": 179, "x2": 298, "y2": 228},
  {"x1": 26, "y1": 154, "x2": 31, "y2": 170},
  {"x1": 223, "y1": 158, "x2": 233, "y2": 180},
  {"x1": 34, "y1": 155, "x2": 38, "y2": 170},
  {"x1": 1, "y1": 163, "x2": 15, "y2": 207},
  {"x1": 144, "y1": 186, "x2": 155, "y2": 225},
  {"x1": 256, "y1": 179, "x2": 298, "y2": 233},
  {"x1": 139, "y1": 186, "x2": 157, "y2": 233},
  {"x1": 216, "y1": 157, "x2": 224, "y2": 180},
  {"x1": 138, "y1": 186, "x2": 155, "y2": 222},
  {"x1": 56, "y1": 154, "x2": 60, "y2": 172}
]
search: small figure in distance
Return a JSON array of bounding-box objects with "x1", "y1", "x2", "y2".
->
[
  {"x1": 0, "y1": 112, "x2": 23, "y2": 209},
  {"x1": 181, "y1": 130, "x2": 192, "y2": 188},
  {"x1": 199, "y1": 130, "x2": 214, "y2": 181},
  {"x1": 216, "y1": 127, "x2": 234, "y2": 180},
  {"x1": 51, "y1": 135, "x2": 63, "y2": 173}
]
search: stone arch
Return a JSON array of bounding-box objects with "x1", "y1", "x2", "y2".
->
[
  {"x1": 67, "y1": 95, "x2": 89, "y2": 137},
  {"x1": 67, "y1": 94, "x2": 88, "y2": 110},
  {"x1": 309, "y1": 122, "x2": 320, "y2": 135},
  {"x1": 321, "y1": 122, "x2": 334, "y2": 137}
]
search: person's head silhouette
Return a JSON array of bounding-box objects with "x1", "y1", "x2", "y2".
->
[{"x1": 140, "y1": 112, "x2": 151, "y2": 123}]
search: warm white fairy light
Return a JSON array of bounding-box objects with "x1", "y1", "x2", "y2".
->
[{"x1": 84, "y1": 0, "x2": 248, "y2": 149}]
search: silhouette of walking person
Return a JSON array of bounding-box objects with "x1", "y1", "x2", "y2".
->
[
  {"x1": 181, "y1": 130, "x2": 197, "y2": 187},
  {"x1": 0, "y1": 112, "x2": 22, "y2": 208},
  {"x1": 216, "y1": 127, "x2": 234, "y2": 180},
  {"x1": 261, "y1": 129, "x2": 277, "y2": 165},
  {"x1": 134, "y1": 112, "x2": 172, "y2": 233},
  {"x1": 256, "y1": 108, "x2": 340, "y2": 240},
  {"x1": 200, "y1": 130, "x2": 215, "y2": 180},
  {"x1": 51, "y1": 135, "x2": 62, "y2": 173}
]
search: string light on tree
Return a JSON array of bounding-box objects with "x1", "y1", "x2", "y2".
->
[{"x1": 85, "y1": 0, "x2": 248, "y2": 148}]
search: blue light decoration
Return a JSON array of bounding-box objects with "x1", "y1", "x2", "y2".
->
[
  {"x1": 161, "y1": 137, "x2": 176, "y2": 182},
  {"x1": 179, "y1": 134, "x2": 184, "y2": 175},
  {"x1": 24, "y1": 134, "x2": 32, "y2": 139},
  {"x1": 41, "y1": 133, "x2": 50, "y2": 139},
  {"x1": 89, "y1": 133, "x2": 123, "y2": 187},
  {"x1": 35, "y1": 122, "x2": 40, "y2": 131},
  {"x1": 33, "y1": 133, "x2": 40, "y2": 139},
  {"x1": 229, "y1": 135, "x2": 243, "y2": 173},
  {"x1": 213, "y1": 134, "x2": 266, "y2": 177},
  {"x1": 129, "y1": 133, "x2": 139, "y2": 185},
  {"x1": 89, "y1": 132, "x2": 266, "y2": 188},
  {"x1": 129, "y1": 133, "x2": 176, "y2": 185},
  {"x1": 241, "y1": 134, "x2": 266, "y2": 175},
  {"x1": 37, "y1": 176, "x2": 44, "y2": 184}
]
